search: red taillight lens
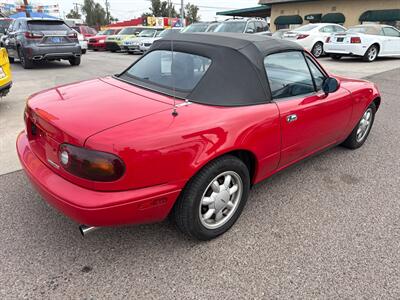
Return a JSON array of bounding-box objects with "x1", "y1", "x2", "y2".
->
[
  {"x1": 326, "y1": 37, "x2": 331, "y2": 43},
  {"x1": 350, "y1": 37, "x2": 361, "y2": 43},
  {"x1": 59, "y1": 144, "x2": 125, "y2": 182},
  {"x1": 297, "y1": 34, "x2": 309, "y2": 40},
  {"x1": 68, "y1": 32, "x2": 78, "y2": 39},
  {"x1": 24, "y1": 32, "x2": 44, "y2": 39}
]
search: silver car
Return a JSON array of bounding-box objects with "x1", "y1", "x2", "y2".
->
[
  {"x1": 6, "y1": 18, "x2": 81, "y2": 69},
  {"x1": 139, "y1": 28, "x2": 182, "y2": 53}
]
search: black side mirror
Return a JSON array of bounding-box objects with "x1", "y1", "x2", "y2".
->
[{"x1": 322, "y1": 77, "x2": 339, "y2": 94}]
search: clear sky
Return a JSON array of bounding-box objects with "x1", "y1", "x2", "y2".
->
[{"x1": 45, "y1": 0, "x2": 260, "y2": 22}]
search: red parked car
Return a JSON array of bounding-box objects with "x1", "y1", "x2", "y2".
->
[
  {"x1": 88, "y1": 28, "x2": 121, "y2": 51},
  {"x1": 72, "y1": 25, "x2": 97, "y2": 39},
  {"x1": 17, "y1": 33, "x2": 381, "y2": 240}
]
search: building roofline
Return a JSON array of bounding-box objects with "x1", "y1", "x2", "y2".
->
[{"x1": 259, "y1": 0, "x2": 319, "y2": 4}]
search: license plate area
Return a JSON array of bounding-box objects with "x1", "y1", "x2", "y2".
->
[
  {"x1": 44, "y1": 36, "x2": 66, "y2": 44},
  {"x1": 337, "y1": 37, "x2": 344, "y2": 42}
]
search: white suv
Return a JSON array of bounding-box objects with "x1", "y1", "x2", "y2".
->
[
  {"x1": 215, "y1": 18, "x2": 271, "y2": 35},
  {"x1": 282, "y1": 23, "x2": 346, "y2": 57}
]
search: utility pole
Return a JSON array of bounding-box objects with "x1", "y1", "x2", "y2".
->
[
  {"x1": 23, "y1": 0, "x2": 31, "y2": 18},
  {"x1": 180, "y1": 0, "x2": 184, "y2": 26},
  {"x1": 105, "y1": 0, "x2": 110, "y2": 24}
]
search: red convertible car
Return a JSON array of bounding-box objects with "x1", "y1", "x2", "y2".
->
[{"x1": 17, "y1": 33, "x2": 381, "y2": 240}]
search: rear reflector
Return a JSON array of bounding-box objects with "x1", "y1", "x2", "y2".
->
[{"x1": 351, "y1": 37, "x2": 361, "y2": 43}]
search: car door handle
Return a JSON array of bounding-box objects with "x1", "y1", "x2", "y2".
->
[{"x1": 287, "y1": 114, "x2": 298, "y2": 123}]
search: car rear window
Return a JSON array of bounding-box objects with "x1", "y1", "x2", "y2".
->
[
  {"x1": 215, "y1": 22, "x2": 247, "y2": 33},
  {"x1": 119, "y1": 27, "x2": 142, "y2": 35},
  {"x1": 123, "y1": 50, "x2": 212, "y2": 92},
  {"x1": 295, "y1": 24, "x2": 318, "y2": 32},
  {"x1": 182, "y1": 23, "x2": 209, "y2": 33},
  {"x1": 28, "y1": 21, "x2": 70, "y2": 31},
  {"x1": 139, "y1": 29, "x2": 157, "y2": 37}
]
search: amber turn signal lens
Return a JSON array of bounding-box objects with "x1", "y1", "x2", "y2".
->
[{"x1": 59, "y1": 144, "x2": 125, "y2": 182}]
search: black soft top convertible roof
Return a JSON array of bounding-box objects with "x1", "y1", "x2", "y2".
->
[{"x1": 120, "y1": 33, "x2": 304, "y2": 106}]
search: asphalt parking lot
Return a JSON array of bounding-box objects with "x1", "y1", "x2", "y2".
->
[{"x1": 1, "y1": 52, "x2": 400, "y2": 298}]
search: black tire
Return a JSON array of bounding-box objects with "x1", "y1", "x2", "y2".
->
[
  {"x1": 69, "y1": 57, "x2": 81, "y2": 66},
  {"x1": 8, "y1": 56, "x2": 14, "y2": 63},
  {"x1": 363, "y1": 44, "x2": 379, "y2": 62},
  {"x1": 111, "y1": 50, "x2": 117, "y2": 53},
  {"x1": 174, "y1": 155, "x2": 250, "y2": 240},
  {"x1": 311, "y1": 42, "x2": 324, "y2": 58},
  {"x1": 330, "y1": 54, "x2": 342, "y2": 61},
  {"x1": 93, "y1": 49, "x2": 99, "y2": 52},
  {"x1": 342, "y1": 102, "x2": 376, "y2": 149},
  {"x1": 18, "y1": 47, "x2": 34, "y2": 69},
  {"x1": 81, "y1": 49, "x2": 87, "y2": 54}
]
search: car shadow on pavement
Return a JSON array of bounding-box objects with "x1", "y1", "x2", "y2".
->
[
  {"x1": 322, "y1": 56, "x2": 400, "y2": 63},
  {"x1": 10, "y1": 60, "x2": 80, "y2": 70}
]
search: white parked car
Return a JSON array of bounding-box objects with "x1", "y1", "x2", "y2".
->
[
  {"x1": 73, "y1": 30, "x2": 88, "y2": 54},
  {"x1": 325, "y1": 24, "x2": 400, "y2": 62},
  {"x1": 282, "y1": 23, "x2": 346, "y2": 57},
  {"x1": 139, "y1": 28, "x2": 181, "y2": 53}
]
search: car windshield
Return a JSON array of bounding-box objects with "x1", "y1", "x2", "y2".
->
[
  {"x1": 139, "y1": 30, "x2": 156, "y2": 37},
  {"x1": 159, "y1": 29, "x2": 180, "y2": 37},
  {"x1": 295, "y1": 24, "x2": 318, "y2": 32},
  {"x1": 182, "y1": 23, "x2": 209, "y2": 33},
  {"x1": 101, "y1": 29, "x2": 115, "y2": 35},
  {"x1": 28, "y1": 21, "x2": 70, "y2": 31},
  {"x1": 215, "y1": 22, "x2": 246, "y2": 33},
  {"x1": 121, "y1": 50, "x2": 212, "y2": 92},
  {"x1": 119, "y1": 27, "x2": 141, "y2": 35}
]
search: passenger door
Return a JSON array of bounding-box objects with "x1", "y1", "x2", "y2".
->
[
  {"x1": 382, "y1": 27, "x2": 400, "y2": 55},
  {"x1": 264, "y1": 51, "x2": 353, "y2": 167}
]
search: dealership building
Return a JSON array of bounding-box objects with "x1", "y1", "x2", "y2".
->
[{"x1": 218, "y1": 0, "x2": 400, "y2": 31}]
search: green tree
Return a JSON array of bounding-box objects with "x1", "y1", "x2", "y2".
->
[
  {"x1": 185, "y1": 3, "x2": 200, "y2": 24},
  {"x1": 66, "y1": 9, "x2": 81, "y2": 19},
  {"x1": 149, "y1": 0, "x2": 177, "y2": 17},
  {"x1": 81, "y1": 0, "x2": 114, "y2": 26}
]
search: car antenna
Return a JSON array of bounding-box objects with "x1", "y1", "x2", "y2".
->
[{"x1": 169, "y1": 0, "x2": 178, "y2": 117}]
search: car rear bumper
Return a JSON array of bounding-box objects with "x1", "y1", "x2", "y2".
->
[
  {"x1": 324, "y1": 44, "x2": 367, "y2": 57},
  {"x1": 23, "y1": 44, "x2": 81, "y2": 60},
  {"x1": 16, "y1": 132, "x2": 181, "y2": 227}
]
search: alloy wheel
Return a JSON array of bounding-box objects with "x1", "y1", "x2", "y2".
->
[
  {"x1": 356, "y1": 108, "x2": 373, "y2": 142},
  {"x1": 368, "y1": 47, "x2": 377, "y2": 61},
  {"x1": 199, "y1": 171, "x2": 243, "y2": 230},
  {"x1": 313, "y1": 43, "x2": 323, "y2": 58}
]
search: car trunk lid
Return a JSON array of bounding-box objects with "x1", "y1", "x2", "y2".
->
[{"x1": 25, "y1": 77, "x2": 173, "y2": 169}]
